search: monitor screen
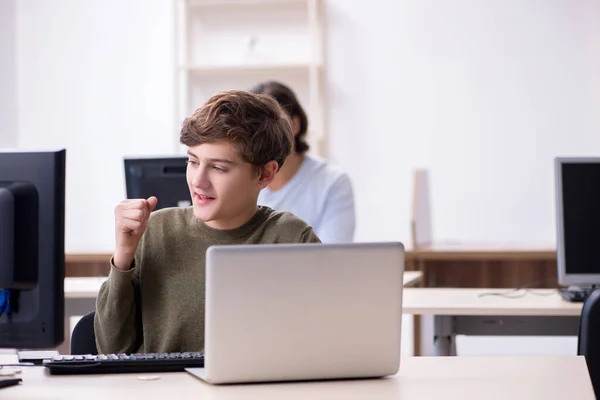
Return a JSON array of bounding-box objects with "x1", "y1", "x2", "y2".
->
[
  {"x1": 556, "y1": 158, "x2": 600, "y2": 286},
  {"x1": 124, "y1": 157, "x2": 190, "y2": 210},
  {"x1": 0, "y1": 149, "x2": 65, "y2": 348}
]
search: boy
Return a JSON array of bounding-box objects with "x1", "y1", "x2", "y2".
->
[{"x1": 95, "y1": 90, "x2": 321, "y2": 355}]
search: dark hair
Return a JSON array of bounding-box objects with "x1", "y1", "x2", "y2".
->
[
  {"x1": 249, "y1": 81, "x2": 309, "y2": 154},
  {"x1": 179, "y1": 90, "x2": 293, "y2": 170}
]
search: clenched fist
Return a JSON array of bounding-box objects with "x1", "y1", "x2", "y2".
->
[{"x1": 113, "y1": 196, "x2": 158, "y2": 270}]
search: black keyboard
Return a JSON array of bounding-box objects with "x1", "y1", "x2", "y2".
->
[{"x1": 43, "y1": 352, "x2": 204, "y2": 375}]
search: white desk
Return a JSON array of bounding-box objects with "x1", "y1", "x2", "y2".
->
[
  {"x1": 64, "y1": 277, "x2": 108, "y2": 322},
  {"x1": 403, "y1": 288, "x2": 583, "y2": 356},
  {"x1": 0, "y1": 355, "x2": 593, "y2": 399},
  {"x1": 63, "y1": 272, "x2": 422, "y2": 310},
  {"x1": 61, "y1": 273, "x2": 423, "y2": 354},
  {"x1": 62, "y1": 278, "x2": 107, "y2": 354},
  {"x1": 402, "y1": 271, "x2": 422, "y2": 287},
  {"x1": 65, "y1": 277, "x2": 107, "y2": 299},
  {"x1": 64, "y1": 279, "x2": 578, "y2": 357},
  {"x1": 64, "y1": 273, "x2": 423, "y2": 300}
]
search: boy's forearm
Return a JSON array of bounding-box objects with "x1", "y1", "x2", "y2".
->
[{"x1": 94, "y1": 260, "x2": 141, "y2": 354}]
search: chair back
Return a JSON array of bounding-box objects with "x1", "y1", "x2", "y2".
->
[
  {"x1": 70, "y1": 311, "x2": 98, "y2": 355},
  {"x1": 578, "y1": 289, "x2": 600, "y2": 397}
]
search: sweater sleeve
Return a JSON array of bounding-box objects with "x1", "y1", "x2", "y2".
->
[
  {"x1": 314, "y1": 173, "x2": 356, "y2": 244},
  {"x1": 94, "y1": 255, "x2": 143, "y2": 354},
  {"x1": 300, "y1": 226, "x2": 322, "y2": 243}
]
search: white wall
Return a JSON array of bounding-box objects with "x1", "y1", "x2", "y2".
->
[
  {"x1": 0, "y1": 0, "x2": 17, "y2": 147},
  {"x1": 13, "y1": 0, "x2": 600, "y2": 251},
  {"x1": 16, "y1": 0, "x2": 175, "y2": 252},
  {"x1": 325, "y1": 0, "x2": 600, "y2": 245}
]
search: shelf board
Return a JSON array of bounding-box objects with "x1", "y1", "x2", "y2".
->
[
  {"x1": 180, "y1": 63, "x2": 320, "y2": 75},
  {"x1": 187, "y1": 0, "x2": 309, "y2": 8}
]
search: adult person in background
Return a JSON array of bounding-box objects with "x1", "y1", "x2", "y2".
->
[{"x1": 250, "y1": 81, "x2": 355, "y2": 243}]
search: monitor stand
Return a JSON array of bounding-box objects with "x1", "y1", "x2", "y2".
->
[{"x1": 558, "y1": 285, "x2": 598, "y2": 302}]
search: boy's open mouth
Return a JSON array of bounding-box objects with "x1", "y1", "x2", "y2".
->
[{"x1": 194, "y1": 193, "x2": 215, "y2": 204}]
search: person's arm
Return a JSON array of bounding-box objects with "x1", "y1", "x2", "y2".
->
[
  {"x1": 315, "y1": 173, "x2": 356, "y2": 243},
  {"x1": 299, "y1": 226, "x2": 322, "y2": 243},
  {"x1": 94, "y1": 258, "x2": 143, "y2": 354},
  {"x1": 94, "y1": 196, "x2": 157, "y2": 354}
]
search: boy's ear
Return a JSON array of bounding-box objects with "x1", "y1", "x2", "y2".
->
[{"x1": 257, "y1": 160, "x2": 279, "y2": 189}]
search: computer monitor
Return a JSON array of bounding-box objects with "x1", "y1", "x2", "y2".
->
[
  {"x1": 124, "y1": 157, "x2": 190, "y2": 210},
  {"x1": 555, "y1": 157, "x2": 600, "y2": 287},
  {"x1": 0, "y1": 149, "x2": 65, "y2": 348}
]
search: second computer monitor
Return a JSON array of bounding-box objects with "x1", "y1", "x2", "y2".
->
[
  {"x1": 124, "y1": 157, "x2": 190, "y2": 211},
  {"x1": 555, "y1": 157, "x2": 600, "y2": 286}
]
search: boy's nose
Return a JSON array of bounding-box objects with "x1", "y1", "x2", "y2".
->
[{"x1": 192, "y1": 169, "x2": 211, "y2": 189}]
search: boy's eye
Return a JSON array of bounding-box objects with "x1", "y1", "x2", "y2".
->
[
  {"x1": 186, "y1": 159, "x2": 198, "y2": 166},
  {"x1": 213, "y1": 166, "x2": 227, "y2": 173}
]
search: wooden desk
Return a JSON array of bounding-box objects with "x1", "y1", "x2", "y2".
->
[
  {"x1": 403, "y1": 288, "x2": 582, "y2": 356},
  {"x1": 66, "y1": 245, "x2": 557, "y2": 289},
  {"x1": 65, "y1": 253, "x2": 111, "y2": 277},
  {"x1": 65, "y1": 254, "x2": 113, "y2": 263},
  {"x1": 413, "y1": 242, "x2": 556, "y2": 261},
  {"x1": 412, "y1": 243, "x2": 558, "y2": 288},
  {"x1": 409, "y1": 171, "x2": 558, "y2": 288},
  {"x1": 1, "y1": 355, "x2": 593, "y2": 399}
]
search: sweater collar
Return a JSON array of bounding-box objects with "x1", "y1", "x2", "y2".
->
[{"x1": 189, "y1": 206, "x2": 272, "y2": 241}]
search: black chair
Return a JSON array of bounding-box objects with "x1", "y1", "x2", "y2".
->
[
  {"x1": 578, "y1": 289, "x2": 600, "y2": 398},
  {"x1": 70, "y1": 311, "x2": 98, "y2": 355}
]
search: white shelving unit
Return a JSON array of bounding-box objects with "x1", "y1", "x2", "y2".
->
[{"x1": 174, "y1": 0, "x2": 325, "y2": 155}]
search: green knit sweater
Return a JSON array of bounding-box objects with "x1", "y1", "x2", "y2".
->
[{"x1": 94, "y1": 206, "x2": 320, "y2": 354}]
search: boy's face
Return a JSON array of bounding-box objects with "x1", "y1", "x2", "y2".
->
[{"x1": 186, "y1": 142, "x2": 276, "y2": 230}]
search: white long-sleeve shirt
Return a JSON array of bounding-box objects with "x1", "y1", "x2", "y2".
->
[{"x1": 258, "y1": 154, "x2": 355, "y2": 243}]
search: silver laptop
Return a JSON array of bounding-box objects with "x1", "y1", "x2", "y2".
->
[{"x1": 186, "y1": 242, "x2": 405, "y2": 385}]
